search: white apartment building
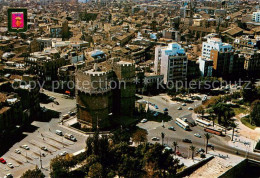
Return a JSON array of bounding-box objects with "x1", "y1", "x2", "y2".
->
[
  {"x1": 202, "y1": 37, "x2": 233, "y2": 59},
  {"x1": 154, "y1": 43, "x2": 187, "y2": 84},
  {"x1": 252, "y1": 11, "x2": 260, "y2": 22}
]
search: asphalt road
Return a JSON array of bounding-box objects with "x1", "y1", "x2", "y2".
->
[{"x1": 138, "y1": 94, "x2": 260, "y2": 161}]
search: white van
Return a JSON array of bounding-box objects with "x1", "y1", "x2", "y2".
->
[{"x1": 56, "y1": 130, "x2": 63, "y2": 136}]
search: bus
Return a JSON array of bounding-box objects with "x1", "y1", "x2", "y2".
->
[
  {"x1": 196, "y1": 118, "x2": 211, "y2": 127},
  {"x1": 175, "y1": 118, "x2": 190, "y2": 130},
  {"x1": 204, "y1": 127, "x2": 222, "y2": 136}
]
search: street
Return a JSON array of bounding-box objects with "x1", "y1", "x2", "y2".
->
[{"x1": 137, "y1": 94, "x2": 260, "y2": 161}]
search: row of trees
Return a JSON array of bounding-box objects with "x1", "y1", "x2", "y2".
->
[{"x1": 50, "y1": 131, "x2": 183, "y2": 177}]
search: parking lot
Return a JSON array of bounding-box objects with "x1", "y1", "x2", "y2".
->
[{"x1": 0, "y1": 91, "x2": 88, "y2": 178}]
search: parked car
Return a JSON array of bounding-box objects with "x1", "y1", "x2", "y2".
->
[
  {"x1": 164, "y1": 146, "x2": 173, "y2": 152},
  {"x1": 7, "y1": 163, "x2": 14, "y2": 168},
  {"x1": 141, "y1": 118, "x2": 147, "y2": 123},
  {"x1": 0, "y1": 158, "x2": 6, "y2": 164},
  {"x1": 68, "y1": 111, "x2": 76, "y2": 116},
  {"x1": 163, "y1": 108, "x2": 168, "y2": 111},
  {"x1": 168, "y1": 126, "x2": 175, "y2": 131},
  {"x1": 153, "y1": 112, "x2": 159, "y2": 117},
  {"x1": 14, "y1": 149, "x2": 21, "y2": 154},
  {"x1": 4, "y1": 173, "x2": 13, "y2": 178},
  {"x1": 197, "y1": 148, "x2": 205, "y2": 154},
  {"x1": 207, "y1": 144, "x2": 214, "y2": 149},
  {"x1": 194, "y1": 133, "x2": 201, "y2": 138},
  {"x1": 154, "y1": 105, "x2": 159, "y2": 109},
  {"x1": 64, "y1": 133, "x2": 77, "y2": 142},
  {"x1": 182, "y1": 139, "x2": 192, "y2": 143},
  {"x1": 41, "y1": 146, "x2": 48, "y2": 151},
  {"x1": 54, "y1": 101, "x2": 59, "y2": 105},
  {"x1": 177, "y1": 107, "x2": 182, "y2": 110},
  {"x1": 151, "y1": 137, "x2": 160, "y2": 141},
  {"x1": 182, "y1": 103, "x2": 186, "y2": 106},
  {"x1": 176, "y1": 151, "x2": 182, "y2": 156},
  {"x1": 21, "y1": 145, "x2": 29, "y2": 150},
  {"x1": 59, "y1": 151, "x2": 67, "y2": 156},
  {"x1": 56, "y1": 130, "x2": 63, "y2": 136},
  {"x1": 188, "y1": 107, "x2": 193, "y2": 110}
]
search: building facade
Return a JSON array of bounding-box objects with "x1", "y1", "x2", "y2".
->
[{"x1": 154, "y1": 43, "x2": 188, "y2": 84}]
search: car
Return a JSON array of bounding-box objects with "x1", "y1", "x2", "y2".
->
[
  {"x1": 188, "y1": 107, "x2": 193, "y2": 110},
  {"x1": 7, "y1": 163, "x2": 14, "y2": 168},
  {"x1": 21, "y1": 145, "x2": 30, "y2": 150},
  {"x1": 141, "y1": 118, "x2": 147, "y2": 123},
  {"x1": 182, "y1": 139, "x2": 192, "y2": 143},
  {"x1": 4, "y1": 173, "x2": 13, "y2": 178},
  {"x1": 14, "y1": 149, "x2": 21, "y2": 154},
  {"x1": 41, "y1": 146, "x2": 48, "y2": 151},
  {"x1": 68, "y1": 111, "x2": 76, "y2": 116},
  {"x1": 54, "y1": 101, "x2": 59, "y2": 105},
  {"x1": 59, "y1": 151, "x2": 67, "y2": 156},
  {"x1": 151, "y1": 137, "x2": 160, "y2": 141},
  {"x1": 154, "y1": 105, "x2": 159, "y2": 109},
  {"x1": 176, "y1": 151, "x2": 182, "y2": 156},
  {"x1": 56, "y1": 130, "x2": 63, "y2": 136},
  {"x1": 168, "y1": 126, "x2": 175, "y2": 131},
  {"x1": 164, "y1": 146, "x2": 173, "y2": 152},
  {"x1": 0, "y1": 158, "x2": 6, "y2": 164},
  {"x1": 177, "y1": 107, "x2": 182, "y2": 110},
  {"x1": 182, "y1": 103, "x2": 186, "y2": 106},
  {"x1": 153, "y1": 112, "x2": 159, "y2": 117},
  {"x1": 182, "y1": 118, "x2": 187, "y2": 122},
  {"x1": 207, "y1": 144, "x2": 214, "y2": 149},
  {"x1": 163, "y1": 108, "x2": 168, "y2": 111},
  {"x1": 197, "y1": 148, "x2": 205, "y2": 154},
  {"x1": 194, "y1": 133, "x2": 201, "y2": 138}
]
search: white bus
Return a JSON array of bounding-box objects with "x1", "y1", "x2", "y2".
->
[
  {"x1": 175, "y1": 118, "x2": 190, "y2": 130},
  {"x1": 196, "y1": 118, "x2": 211, "y2": 127}
]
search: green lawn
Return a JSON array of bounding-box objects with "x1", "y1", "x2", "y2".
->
[
  {"x1": 233, "y1": 107, "x2": 248, "y2": 116},
  {"x1": 241, "y1": 116, "x2": 256, "y2": 130}
]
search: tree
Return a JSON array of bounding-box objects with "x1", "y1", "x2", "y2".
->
[
  {"x1": 208, "y1": 108, "x2": 215, "y2": 127},
  {"x1": 173, "y1": 141, "x2": 178, "y2": 154},
  {"x1": 189, "y1": 145, "x2": 196, "y2": 161},
  {"x1": 21, "y1": 166, "x2": 45, "y2": 178},
  {"x1": 132, "y1": 129, "x2": 148, "y2": 145},
  {"x1": 230, "y1": 122, "x2": 237, "y2": 141},
  {"x1": 242, "y1": 82, "x2": 257, "y2": 102},
  {"x1": 161, "y1": 132, "x2": 165, "y2": 145},
  {"x1": 88, "y1": 163, "x2": 103, "y2": 178},
  {"x1": 250, "y1": 100, "x2": 260, "y2": 126},
  {"x1": 194, "y1": 105, "x2": 204, "y2": 114},
  {"x1": 204, "y1": 133, "x2": 212, "y2": 154},
  {"x1": 50, "y1": 156, "x2": 69, "y2": 178}
]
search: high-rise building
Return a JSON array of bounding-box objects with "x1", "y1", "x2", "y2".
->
[
  {"x1": 202, "y1": 37, "x2": 233, "y2": 59},
  {"x1": 154, "y1": 43, "x2": 187, "y2": 84},
  {"x1": 252, "y1": 10, "x2": 260, "y2": 22}
]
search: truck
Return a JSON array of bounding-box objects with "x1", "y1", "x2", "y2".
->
[{"x1": 64, "y1": 133, "x2": 77, "y2": 142}]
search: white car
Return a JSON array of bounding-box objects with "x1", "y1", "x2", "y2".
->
[
  {"x1": 182, "y1": 103, "x2": 186, "y2": 106},
  {"x1": 41, "y1": 146, "x2": 48, "y2": 151},
  {"x1": 141, "y1": 119, "x2": 147, "y2": 123},
  {"x1": 188, "y1": 107, "x2": 193, "y2": 110},
  {"x1": 21, "y1": 145, "x2": 29, "y2": 150},
  {"x1": 59, "y1": 151, "x2": 67, "y2": 156},
  {"x1": 194, "y1": 133, "x2": 201, "y2": 138},
  {"x1": 177, "y1": 107, "x2": 182, "y2": 110},
  {"x1": 4, "y1": 173, "x2": 13, "y2": 178},
  {"x1": 7, "y1": 163, "x2": 14, "y2": 168},
  {"x1": 14, "y1": 149, "x2": 21, "y2": 154}
]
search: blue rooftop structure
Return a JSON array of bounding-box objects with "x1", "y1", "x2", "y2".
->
[
  {"x1": 91, "y1": 50, "x2": 104, "y2": 57},
  {"x1": 164, "y1": 43, "x2": 185, "y2": 56}
]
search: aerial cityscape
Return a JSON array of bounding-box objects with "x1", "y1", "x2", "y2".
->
[{"x1": 0, "y1": 0, "x2": 260, "y2": 177}]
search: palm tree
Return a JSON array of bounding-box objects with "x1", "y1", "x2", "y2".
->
[
  {"x1": 173, "y1": 141, "x2": 178, "y2": 154},
  {"x1": 189, "y1": 145, "x2": 196, "y2": 161},
  {"x1": 208, "y1": 108, "x2": 215, "y2": 127},
  {"x1": 230, "y1": 122, "x2": 237, "y2": 141},
  {"x1": 161, "y1": 132, "x2": 165, "y2": 145},
  {"x1": 204, "y1": 133, "x2": 212, "y2": 154}
]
